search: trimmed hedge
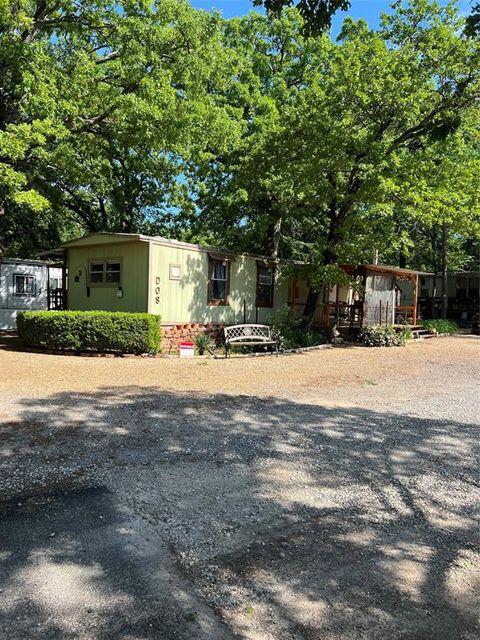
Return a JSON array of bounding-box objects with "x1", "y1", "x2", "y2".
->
[
  {"x1": 17, "y1": 310, "x2": 161, "y2": 354},
  {"x1": 421, "y1": 319, "x2": 458, "y2": 335}
]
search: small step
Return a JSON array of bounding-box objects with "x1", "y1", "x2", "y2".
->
[{"x1": 412, "y1": 328, "x2": 436, "y2": 339}]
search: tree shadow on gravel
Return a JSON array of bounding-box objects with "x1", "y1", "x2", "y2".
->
[{"x1": 0, "y1": 387, "x2": 479, "y2": 640}]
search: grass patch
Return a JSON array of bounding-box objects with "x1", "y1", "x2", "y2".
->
[{"x1": 421, "y1": 319, "x2": 458, "y2": 335}]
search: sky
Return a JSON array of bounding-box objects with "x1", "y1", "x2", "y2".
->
[{"x1": 189, "y1": 0, "x2": 473, "y2": 34}]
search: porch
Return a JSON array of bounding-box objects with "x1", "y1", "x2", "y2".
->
[{"x1": 314, "y1": 264, "x2": 429, "y2": 330}]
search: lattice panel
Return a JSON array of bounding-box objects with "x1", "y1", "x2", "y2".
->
[{"x1": 225, "y1": 325, "x2": 271, "y2": 340}]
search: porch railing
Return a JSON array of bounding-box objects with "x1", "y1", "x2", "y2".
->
[
  {"x1": 394, "y1": 305, "x2": 416, "y2": 325},
  {"x1": 318, "y1": 302, "x2": 418, "y2": 327},
  {"x1": 319, "y1": 302, "x2": 363, "y2": 327}
]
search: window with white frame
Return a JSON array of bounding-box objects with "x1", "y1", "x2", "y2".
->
[
  {"x1": 14, "y1": 274, "x2": 36, "y2": 295},
  {"x1": 88, "y1": 259, "x2": 121, "y2": 286}
]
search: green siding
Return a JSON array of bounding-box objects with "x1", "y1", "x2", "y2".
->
[
  {"x1": 147, "y1": 242, "x2": 290, "y2": 324},
  {"x1": 66, "y1": 236, "x2": 291, "y2": 323},
  {"x1": 67, "y1": 242, "x2": 149, "y2": 312}
]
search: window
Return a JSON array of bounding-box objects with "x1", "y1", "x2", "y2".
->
[
  {"x1": 208, "y1": 257, "x2": 230, "y2": 305},
  {"x1": 88, "y1": 259, "x2": 121, "y2": 286},
  {"x1": 256, "y1": 263, "x2": 274, "y2": 307},
  {"x1": 14, "y1": 274, "x2": 36, "y2": 295}
]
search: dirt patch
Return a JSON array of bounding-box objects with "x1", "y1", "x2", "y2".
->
[
  {"x1": 0, "y1": 335, "x2": 479, "y2": 639},
  {"x1": 0, "y1": 334, "x2": 478, "y2": 402}
]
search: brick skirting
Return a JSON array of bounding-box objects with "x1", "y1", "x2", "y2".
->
[{"x1": 161, "y1": 323, "x2": 225, "y2": 353}]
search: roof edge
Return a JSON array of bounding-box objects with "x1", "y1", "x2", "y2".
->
[{"x1": 50, "y1": 232, "x2": 304, "y2": 265}]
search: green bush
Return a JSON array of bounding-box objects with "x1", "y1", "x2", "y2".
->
[
  {"x1": 193, "y1": 332, "x2": 214, "y2": 355},
  {"x1": 358, "y1": 325, "x2": 410, "y2": 347},
  {"x1": 270, "y1": 304, "x2": 325, "y2": 350},
  {"x1": 421, "y1": 319, "x2": 458, "y2": 335},
  {"x1": 17, "y1": 311, "x2": 161, "y2": 354}
]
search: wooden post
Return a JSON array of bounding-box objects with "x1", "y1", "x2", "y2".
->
[
  {"x1": 385, "y1": 300, "x2": 389, "y2": 325},
  {"x1": 243, "y1": 298, "x2": 246, "y2": 324},
  {"x1": 379, "y1": 300, "x2": 382, "y2": 326}
]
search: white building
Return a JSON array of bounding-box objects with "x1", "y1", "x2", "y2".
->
[{"x1": 0, "y1": 259, "x2": 63, "y2": 330}]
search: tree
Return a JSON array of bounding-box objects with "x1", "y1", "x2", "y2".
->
[
  {"x1": 0, "y1": 0, "x2": 240, "y2": 256},
  {"x1": 465, "y1": 2, "x2": 480, "y2": 38},
  {"x1": 191, "y1": 2, "x2": 480, "y2": 324},
  {"x1": 382, "y1": 115, "x2": 480, "y2": 318},
  {"x1": 253, "y1": 0, "x2": 350, "y2": 34}
]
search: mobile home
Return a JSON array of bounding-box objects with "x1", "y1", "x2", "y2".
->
[
  {"x1": 0, "y1": 259, "x2": 63, "y2": 330},
  {"x1": 47, "y1": 233, "x2": 293, "y2": 346}
]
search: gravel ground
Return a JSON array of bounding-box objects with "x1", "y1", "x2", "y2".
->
[{"x1": 0, "y1": 334, "x2": 479, "y2": 639}]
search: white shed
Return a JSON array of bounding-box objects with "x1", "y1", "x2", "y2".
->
[{"x1": 0, "y1": 259, "x2": 63, "y2": 330}]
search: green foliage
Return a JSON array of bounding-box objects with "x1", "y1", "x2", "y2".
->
[
  {"x1": 270, "y1": 304, "x2": 325, "y2": 349},
  {"x1": 17, "y1": 310, "x2": 161, "y2": 354},
  {"x1": 190, "y1": 1, "x2": 479, "y2": 299},
  {"x1": 193, "y1": 332, "x2": 214, "y2": 355},
  {"x1": 0, "y1": 0, "x2": 241, "y2": 257},
  {"x1": 465, "y1": 2, "x2": 480, "y2": 38},
  {"x1": 253, "y1": 0, "x2": 350, "y2": 34},
  {"x1": 380, "y1": 109, "x2": 480, "y2": 273},
  {"x1": 1, "y1": 0, "x2": 479, "y2": 302},
  {"x1": 358, "y1": 325, "x2": 410, "y2": 347},
  {"x1": 421, "y1": 319, "x2": 458, "y2": 335}
]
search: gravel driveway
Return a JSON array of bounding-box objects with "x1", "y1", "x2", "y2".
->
[{"x1": 0, "y1": 335, "x2": 479, "y2": 639}]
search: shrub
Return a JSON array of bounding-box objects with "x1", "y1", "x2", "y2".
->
[
  {"x1": 270, "y1": 304, "x2": 325, "y2": 350},
  {"x1": 193, "y1": 332, "x2": 214, "y2": 355},
  {"x1": 358, "y1": 325, "x2": 410, "y2": 347},
  {"x1": 17, "y1": 310, "x2": 161, "y2": 354},
  {"x1": 421, "y1": 319, "x2": 458, "y2": 335}
]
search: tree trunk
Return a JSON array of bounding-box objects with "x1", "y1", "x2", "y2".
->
[
  {"x1": 301, "y1": 222, "x2": 339, "y2": 327},
  {"x1": 270, "y1": 216, "x2": 282, "y2": 259},
  {"x1": 440, "y1": 221, "x2": 448, "y2": 320},
  {"x1": 264, "y1": 211, "x2": 282, "y2": 259},
  {"x1": 302, "y1": 286, "x2": 320, "y2": 327}
]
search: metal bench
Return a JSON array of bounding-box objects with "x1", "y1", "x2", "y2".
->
[{"x1": 224, "y1": 324, "x2": 278, "y2": 358}]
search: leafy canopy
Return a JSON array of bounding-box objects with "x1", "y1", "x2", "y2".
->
[
  {"x1": 253, "y1": 0, "x2": 350, "y2": 34},
  {"x1": 0, "y1": 0, "x2": 241, "y2": 255},
  {"x1": 187, "y1": 1, "x2": 479, "y2": 293}
]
